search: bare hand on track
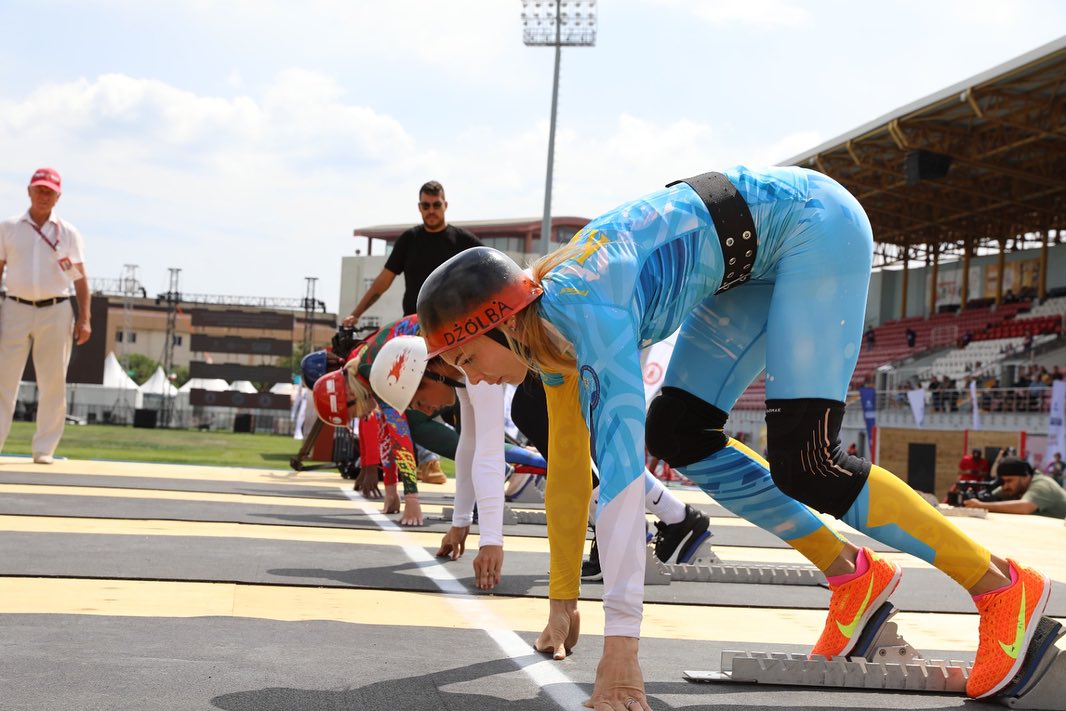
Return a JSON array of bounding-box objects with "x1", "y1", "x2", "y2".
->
[
  {"x1": 472, "y1": 545, "x2": 503, "y2": 589},
  {"x1": 382, "y1": 485, "x2": 400, "y2": 514},
  {"x1": 437, "y1": 526, "x2": 469, "y2": 559},
  {"x1": 355, "y1": 466, "x2": 382, "y2": 499}
]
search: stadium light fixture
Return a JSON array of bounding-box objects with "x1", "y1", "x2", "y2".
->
[{"x1": 521, "y1": 0, "x2": 597, "y2": 254}]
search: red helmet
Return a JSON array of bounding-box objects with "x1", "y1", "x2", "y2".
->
[
  {"x1": 417, "y1": 247, "x2": 543, "y2": 357},
  {"x1": 312, "y1": 369, "x2": 352, "y2": 427}
]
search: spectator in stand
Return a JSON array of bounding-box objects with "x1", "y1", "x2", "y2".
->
[
  {"x1": 929, "y1": 376, "x2": 941, "y2": 412},
  {"x1": 905, "y1": 326, "x2": 916, "y2": 348},
  {"x1": 940, "y1": 375, "x2": 957, "y2": 412},
  {"x1": 964, "y1": 456, "x2": 1066, "y2": 518},
  {"x1": 1023, "y1": 329, "x2": 1034, "y2": 352},
  {"x1": 1052, "y1": 365, "x2": 1063, "y2": 381},
  {"x1": 1028, "y1": 373, "x2": 1049, "y2": 414},
  {"x1": 1044, "y1": 452, "x2": 1064, "y2": 487},
  {"x1": 1011, "y1": 370, "x2": 1031, "y2": 412},
  {"x1": 1003, "y1": 288, "x2": 1019, "y2": 304},
  {"x1": 864, "y1": 325, "x2": 875, "y2": 348},
  {"x1": 960, "y1": 330, "x2": 973, "y2": 347}
]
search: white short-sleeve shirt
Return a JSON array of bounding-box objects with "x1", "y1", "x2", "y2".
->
[{"x1": 0, "y1": 211, "x2": 87, "y2": 300}]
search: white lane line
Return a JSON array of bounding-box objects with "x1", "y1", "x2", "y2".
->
[{"x1": 341, "y1": 488, "x2": 588, "y2": 709}]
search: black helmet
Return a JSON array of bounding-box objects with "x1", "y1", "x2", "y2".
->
[{"x1": 417, "y1": 247, "x2": 543, "y2": 357}]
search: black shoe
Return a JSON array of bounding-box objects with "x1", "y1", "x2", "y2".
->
[
  {"x1": 653, "y1": 504, "x2": 711, "y2": 564},
  {"x1": 580, "y1": 530, "x2": 602, "y2": 581}
]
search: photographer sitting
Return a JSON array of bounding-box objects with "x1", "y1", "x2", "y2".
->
[{"x1": 964, "y1": 456, "x2": 1066, "y2": 518}]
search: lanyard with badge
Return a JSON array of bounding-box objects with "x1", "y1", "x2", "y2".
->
[{"x1": 29, "y1": 221, "x2": 74, "y2": 273}]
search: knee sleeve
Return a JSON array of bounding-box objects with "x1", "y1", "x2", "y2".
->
[
  {"x1": 765, "y1": 398, "x2": 870, "y2": 517},
  {"x1": 646, "y1": 387, "x2": 730, "y2": 467}
]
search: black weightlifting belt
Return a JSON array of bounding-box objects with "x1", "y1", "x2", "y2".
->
[{"x1": 666, "y1": 171, "x2": 757, "y2": 293}]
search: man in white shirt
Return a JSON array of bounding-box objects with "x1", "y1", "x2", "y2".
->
[{"x1": 0, "y1": 167, "x2": 92, "y2": 463}]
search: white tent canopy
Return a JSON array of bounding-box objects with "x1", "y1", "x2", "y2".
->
[
  {"x1": 139, "y1": 366, "x2": 178, "y2": 396},
  {"x1": 230, "y1": 380, "x2": 258, "y2": 394},
  {"x1": 102, "y1": 352, "x2": 139, "y2": 390},
  {"x1": 178, "y1": 378, "x2": 229, "y2": 393},
  {"x1": 269, "y1": 382, "x2": 296, "y2": 396}
]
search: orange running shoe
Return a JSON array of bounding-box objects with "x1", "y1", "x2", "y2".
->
[
  {"x1": 810, "y1": 547, "x2": 902, "y2": 659},
  {"x1": 966, "y1": 560, "x2": 1050, "y2": 699}
]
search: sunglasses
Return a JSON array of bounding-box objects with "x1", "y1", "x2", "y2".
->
[{"x1": 418, "y1": 200, "x2": 444, "y2": 210}]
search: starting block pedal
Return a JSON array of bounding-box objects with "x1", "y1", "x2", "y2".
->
[
  {"x1": 645, "y1": 544, "x2": 671, "y2": 585},
  {"x1": 999, "y1": 616, "x2": 1066, "y2": 710},
  {"x1": 683, "y1": 604, "x2": 1066, "y2": 707}
]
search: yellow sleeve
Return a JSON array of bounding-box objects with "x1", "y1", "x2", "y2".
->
[{"x1": 543, "y1": 371, "x2": 593, "y2": 600}]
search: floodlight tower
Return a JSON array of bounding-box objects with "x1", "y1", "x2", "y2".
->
[
  {"x1": 521, "y1": 0, "x2": 597, "y2": 255},
  {"x1": 160, "y1": 267, "x2": 181, "y2": 428}
]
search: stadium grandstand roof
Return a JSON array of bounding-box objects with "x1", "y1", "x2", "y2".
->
[{"x1": 784, "y1": 35, "x2": 1065, "y2": 268}]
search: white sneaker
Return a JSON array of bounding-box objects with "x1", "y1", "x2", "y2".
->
[{"x1": 33, "y1": 454, "x2": 54, "y2": 464}]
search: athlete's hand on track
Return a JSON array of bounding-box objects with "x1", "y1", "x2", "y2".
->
[
  {"x1": 472, "y1": 545, "x2": 503, "y2": 589},
  {"x1": 399, "y1": 494, "x2": 424, "y2": 526},
  {"x1": 437, "y1": 526, "x2": 470, "y2": 559},
  {"x1": 382, "y1": 485, "x2": 400, "y2": 514},
  {"x1": 583, "y1": 637, "x2": 650, "y2": 711},
  {"x1": 534, "y1": 597, "x2": 580, "y2": 660},
  {"x1": 355, "y1": 466, "x2": 382, "y2": 499}
]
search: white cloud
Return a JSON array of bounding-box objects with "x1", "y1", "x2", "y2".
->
[
  {"x1": 0, "y1": 70, "x2": 424, "y2": 303},
  {"x1": 647, "y1": 0, "x2": 812, "y2": 27}
]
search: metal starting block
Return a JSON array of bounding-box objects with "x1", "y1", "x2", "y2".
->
[
  {"x1": 684, "y1": 603, "x2": 969, "y2": 692},
  {"x1": 683, "y1": 603, "x2": 1066, "y2": 709},
  {"x1": 438, "y1": 505, "x2": 546, "y2": 526},
  {"x1": 643, "y1": 538, "x2": 825, "y2": 587}
]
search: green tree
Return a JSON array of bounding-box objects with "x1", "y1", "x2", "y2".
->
[
  {"x1": 171, "y1": 366, "x2": 190, "y2": 389},
  {"x1": 121, "y1": 353, "x2": 159, "y2": 385}
]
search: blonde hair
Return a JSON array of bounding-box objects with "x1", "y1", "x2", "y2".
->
[
  {"x1": 343, "y1": 361, "x2": 378, "y2": 418},
  {"x1": 504, "y1": 245, "x2": 584, "y2": 376}
]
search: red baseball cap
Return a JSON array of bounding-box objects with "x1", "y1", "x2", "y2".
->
[{"x1": 29, "y1": 167, "x2": 62, "y2": 193}]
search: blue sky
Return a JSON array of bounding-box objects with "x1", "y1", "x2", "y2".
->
[{"x1": 1, "y1": 1, "x2": 1063, "y2": 312}]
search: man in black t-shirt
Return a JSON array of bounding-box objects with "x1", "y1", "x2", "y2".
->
[{"x1": 344, "y1": 181, "x2": 482, "y2": 323}]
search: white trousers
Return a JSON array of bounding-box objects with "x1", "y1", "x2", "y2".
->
[{"x1": 0, "y1": 298, "x2": 74, "y2": 457}]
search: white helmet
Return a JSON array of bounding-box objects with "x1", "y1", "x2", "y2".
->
[{"x1": 370, "y1": 335, "x2": 429, "y2": 412}]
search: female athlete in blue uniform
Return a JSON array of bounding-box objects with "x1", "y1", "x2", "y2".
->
[{"x1": 416, "y1": 167, "x2": 1050, "y2": 711}]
